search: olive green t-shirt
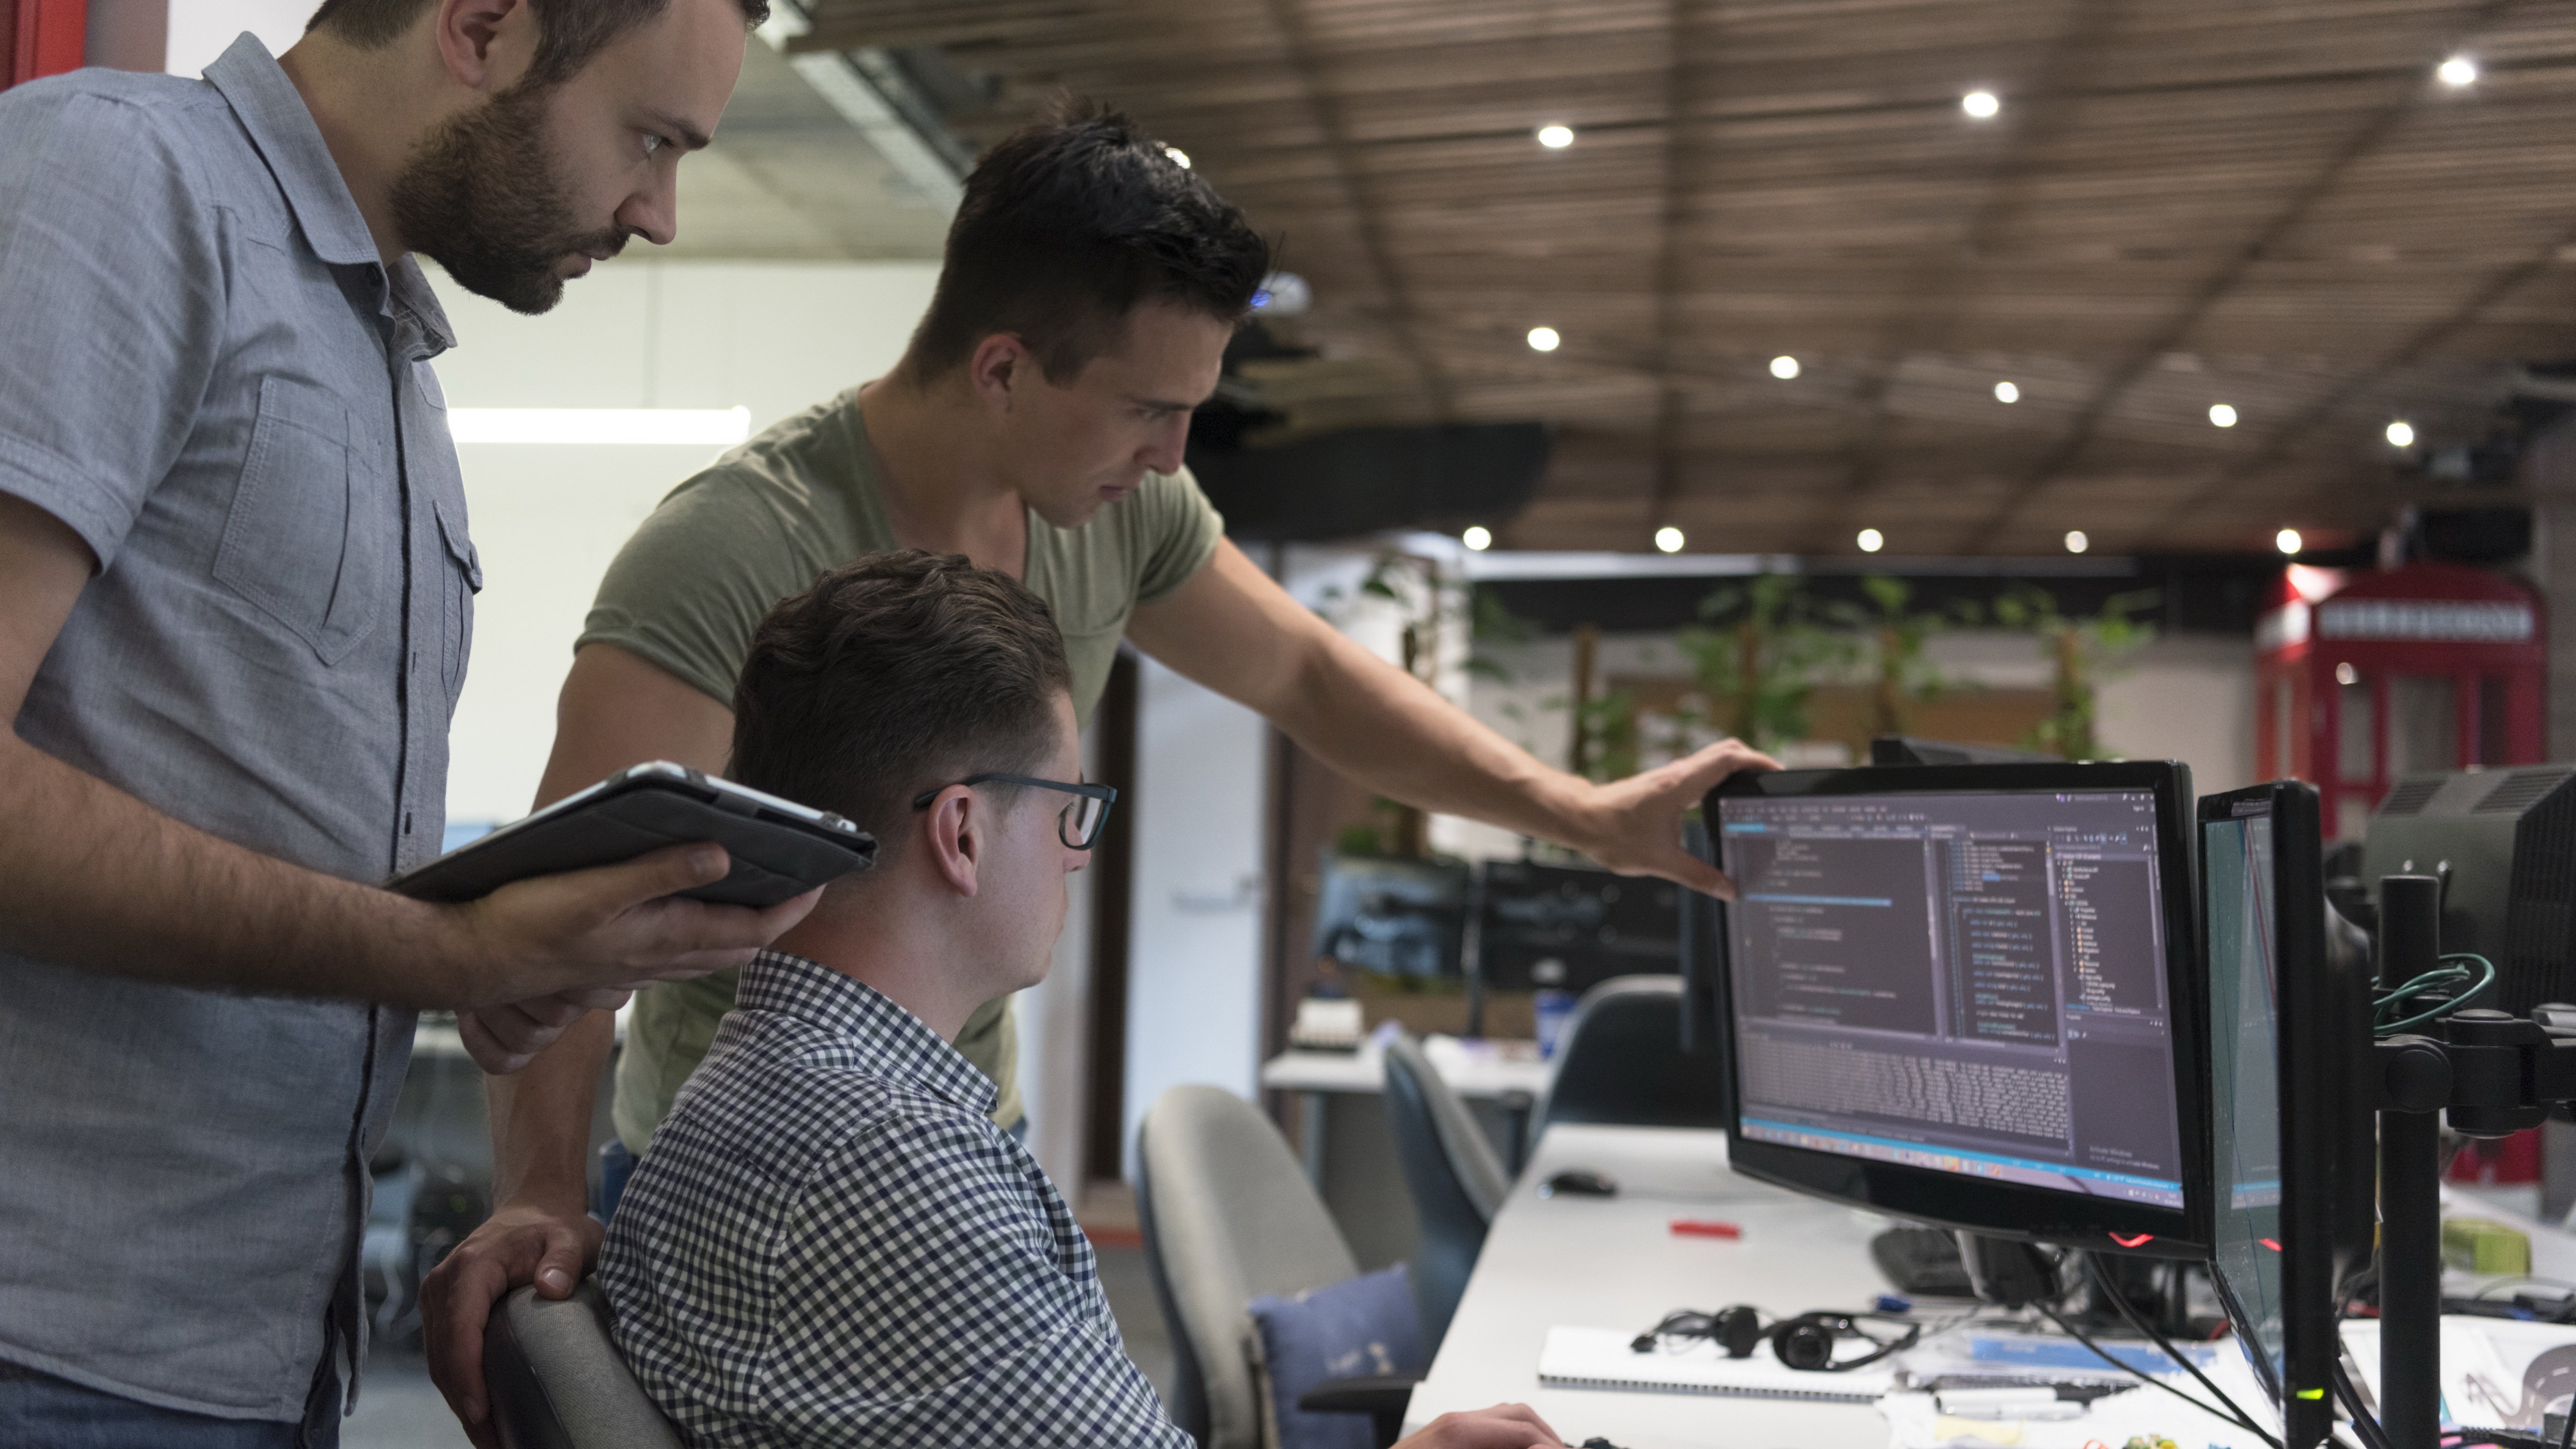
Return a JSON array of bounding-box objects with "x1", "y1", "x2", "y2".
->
[{"x1": 583, "y1": 388, "x2": 1224, "y2": 1153}]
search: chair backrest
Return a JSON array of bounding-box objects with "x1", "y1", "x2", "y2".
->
[
  {"x1": 1136, "y1": 1084, "x2": 1362, "y2": 1449},
  {"x1": 1537, "y1": 975, "x2": 1728, "y2": 1133},
  {"x1": 483, "y1": 1281, "x2": 685, "y2": 1449},
  {"x1": 1379, "y1": 1034, "x2": 1511, "y2": 1344}
]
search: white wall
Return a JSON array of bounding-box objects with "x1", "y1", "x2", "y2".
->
[
  {"x1": 425, "y1": 259, "x2": 938, "y2": 823},
  {"x1": 166, "y1": 1, "x2": 309, "y2": 77},
  {"x1": 1116, "y1": 655, "x2": 1271, "y2": 1178}
]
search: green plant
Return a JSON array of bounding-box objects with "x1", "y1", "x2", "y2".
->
[
  {"x1": 1825, "y1": 575, "x2": 1956, "y2": 739},
  {"x1": 1675, "y1": 573, "x2": 1856, "y2": 751},
  {"x1": 1985, "y1": 585, "x2": 2159, "y2": 760}
]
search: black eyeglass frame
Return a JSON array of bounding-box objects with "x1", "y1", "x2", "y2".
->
[{"x1": 910, "y1": 773, "x2": 1119, "y2": 849}]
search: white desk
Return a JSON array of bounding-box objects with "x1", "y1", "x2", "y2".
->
[
  {"x1": 1261, "y1": 1039, "x2": 1554, "y2": 1101},
  {"x1": 1406, "y1": 1123, "x2": 1896, "y2": 1447}
]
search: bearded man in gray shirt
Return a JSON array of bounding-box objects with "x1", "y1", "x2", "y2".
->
[{"x1": 0, "y1": 2, "x2": 806, "y2": 1444}]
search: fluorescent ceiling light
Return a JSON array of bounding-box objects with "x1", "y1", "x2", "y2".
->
[{"x1": 447, "y1": 407, "x2": 752, "y2": 446}]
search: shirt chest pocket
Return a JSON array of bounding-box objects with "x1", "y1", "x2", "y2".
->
[
  {"x1": 435, "y1": 498, "x2": 481, "y2": 698},
  {"x1": 212, "y1": 378, "x2": 395, "y2": 665}
]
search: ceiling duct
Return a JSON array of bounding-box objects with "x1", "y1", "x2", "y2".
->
[{"x1": 1187, "y1": 422, "x2": 1551, "y2": 543}]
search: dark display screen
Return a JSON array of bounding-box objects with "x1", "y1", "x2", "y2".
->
[{"x1": 2206, "y1": 803, "x2": 2286, "y2": 1395}]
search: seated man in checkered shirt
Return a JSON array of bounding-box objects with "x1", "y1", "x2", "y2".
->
[{"x1": 599, "y1": 550, "x2": 1564, "y2": 1449}]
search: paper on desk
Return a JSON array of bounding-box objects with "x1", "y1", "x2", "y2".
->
[
  {"x1": 2341, "y1": 1317, "x2": 2576, "y2": 1430},
  {"x1": 1538, "y1": 1325, "x2": 1900, "y2": 1402},
  {"x1": 1878, "y1": 1347, "x2": 2276, "y2": 1449}
]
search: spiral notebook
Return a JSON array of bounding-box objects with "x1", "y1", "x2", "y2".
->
[{"x1": 1537, "y1": 1325, "x2": 1902, "y2": 1403}]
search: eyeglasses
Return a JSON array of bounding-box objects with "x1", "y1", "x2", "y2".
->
[{"x1": 910, "y1": 773, "x2": 1119, "y2": 850}]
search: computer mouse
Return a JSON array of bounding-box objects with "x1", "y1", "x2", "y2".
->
[{"x1": 1541, "y1": 1169, "x2": 1619, "y2": 1198}]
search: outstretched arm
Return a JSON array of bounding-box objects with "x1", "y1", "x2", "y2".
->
[{"x1": 1127, "y1": 540, "x2": 1774, "y2": 896}]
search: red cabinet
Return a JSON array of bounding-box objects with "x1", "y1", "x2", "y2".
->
[{"x1": 2255, "y1": 562, "x2": 2546, "y2": 840}]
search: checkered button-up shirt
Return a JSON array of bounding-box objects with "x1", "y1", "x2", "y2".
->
[{"x1": 601, "y1": 950, "x2": 1189, "y2": 1447}]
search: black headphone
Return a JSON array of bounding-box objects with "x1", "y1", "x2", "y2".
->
[{"x1": 1630, "y1": 1305, "x2": 1921, "y2": 1372}]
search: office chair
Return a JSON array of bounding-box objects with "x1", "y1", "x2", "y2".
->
[
  {"x1": 1536, "y1": 975, "x2": 1728, "y2": 1134},
  {"x1": 1136, "y1": 1084, "x2": 1417, "y2": 1449},
  {"x1": 1379, "y1": 1034, "x2": 1512, "y2": 1346},
  {"x1": 481, "y1": 1280, "x2": 684, "y2": 1449}
]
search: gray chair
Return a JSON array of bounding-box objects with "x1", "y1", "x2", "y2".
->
[
  {"x1": 482, "y1": 1280, "x2": 684, "y2": 1449},
  {"x1": 1536, "y1": 974, "x2": 1728, "y2": 1134},
  {"x1": 1379, "y1": 1034, "x2": 1511, "y2": 1345},
  {"x1": 1137, "y1": 1084, "x2": 1405, "y2": 1449}
]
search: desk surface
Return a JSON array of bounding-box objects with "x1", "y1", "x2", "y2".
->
[
  {"x1": 1405, "y1": 1123, "x2": 1896, "y2": 1447},
  {"x1": 1262, "y1": 1039, "x2": 1552, "y2": 1100}
]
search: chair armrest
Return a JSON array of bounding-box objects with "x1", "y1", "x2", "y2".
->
[{"x1": 1297, "y1": 1373, "x2": 1421, "y2": 1417}]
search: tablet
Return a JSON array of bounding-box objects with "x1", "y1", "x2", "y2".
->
[{"x1": 391, "y1": 762, "x2": 876, "y2": 909}]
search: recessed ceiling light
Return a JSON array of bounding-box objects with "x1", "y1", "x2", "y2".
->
[
  {"x1": 1463, "y1": 526, "x2": 1493, "y2": 551},
  {"x1": 1654, "y1": 526, "x2": 1685, "y2": 554},
  {"x1": 1537, "y1": 124, "x2": 1574, "y2": 149},
  {"x1": 2209, "y1": 403, "x2": 2239, "y2": 428},
  {"x1": 2385, "y1": 420, "x2": 2416, "y2": 448},
  {"x1": 1995, "y1": 380, "x2": 2020, "y2": 404},
  {"x1": 1856, "y1": 528, "x2": 1885, "y2": 553},
  {"x1": 2438, "y1": 56, "x2": 2479, "y2": 87},
  {"x1": 2276, "y1": 528, "x2": 2303, "y2": 555},
  {"x1": 2335, "y1": 661, "x2": 2360, "y2": 687},
  {"x1": 2064, "y1": 530, "x2": 2089, "y2": 554},
  {"x1": 1962, "y1": 91, "x2": 2001, "y2": 119},
  {"x1": 1770, "y1": 355, "x2": 1801, "y2": 380},
  {"x1": 1527, "y1": 326, "x2": 1561, "y2": 352},
  {"x1": 1163, "y1": 145, "x2": 1192, "y2": 169}
]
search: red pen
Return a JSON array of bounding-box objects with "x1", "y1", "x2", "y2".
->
[{"x1": 1670, "y1": 1218, "x2": 1742, "y2": 1240}]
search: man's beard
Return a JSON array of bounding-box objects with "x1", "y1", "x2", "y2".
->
[{"x1": 388, "y1": 81, "x2": 629, "y2": 315}]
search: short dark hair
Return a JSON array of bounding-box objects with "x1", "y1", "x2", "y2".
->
[
  {"x1": 902, "y1": 98, "x2": 1272, "y2": 386},
  {"x1": 730, "y1": 551, "x2": 1073, "y2": 862},
  {"x1": 307, "y1": 0, "x2": 768, "y2": 86}
]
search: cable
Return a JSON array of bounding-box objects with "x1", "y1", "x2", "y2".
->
[
  {"x1": 2082, "y1": 1255, "x2": 2281, "y2": 1446},
  {"x1": 2334, "y1": 1357, "x2": 2394, "y2": 1449},
  {"x1": 2375, "y1": 953, "x2": 2498, "y2": 1037},
  {"x1": 2032, "y1": 1299, "x2": 2266, "y2": 1439}
]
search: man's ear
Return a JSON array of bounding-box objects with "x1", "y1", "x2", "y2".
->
[
  {"x1": 920, "y1": 785, "x2": 983, "y2": 898},
  {"x1": 432, "y1": 0, "x2": 535, "y2": 93},
  {"x1": 965, "y1": 333, "x2": 1031, "y2": 415}
]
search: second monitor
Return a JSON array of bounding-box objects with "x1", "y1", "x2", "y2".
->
[{"x1": 1710, "y1": 762, "x2": 2210, "y2": 1256}]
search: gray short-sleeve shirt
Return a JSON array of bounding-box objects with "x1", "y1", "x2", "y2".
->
[{"x1": 0, "y1": 38, "x2": 478, "y2": 1424}]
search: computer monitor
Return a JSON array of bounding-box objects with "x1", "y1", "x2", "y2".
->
[
  {"x1": 1310, "y1": 852, "x2": 1470, "y2": 979},
  {"x1": 2361, "y1": 765, "x2": 2576, "y2": 1018},
  {"x1": 1475, "y1": 860, "x2": 1682, "y2": 995},
  {"x1": 1706, "y1": 762, "x2": 2210, "y2": 1256},
  {"x1": 2202, "y1": 782, "x2": 2374, "y2": 1449}
]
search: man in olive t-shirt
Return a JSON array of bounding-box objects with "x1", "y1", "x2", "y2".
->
[
  {"x1": 580, "y1": 387, "x2": 1221, "y2": 1146},
  {"x1": 423, "y1": 102, "x2": 1776, "y2": 1445}
]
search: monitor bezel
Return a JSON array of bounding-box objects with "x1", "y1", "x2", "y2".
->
[
  {"x1": 2199, "y1": 780, "x2": 2338, "y2": 1449},
  {"x1": 1706, "y1": 761, "x2": 2212, "y2": 1259}
]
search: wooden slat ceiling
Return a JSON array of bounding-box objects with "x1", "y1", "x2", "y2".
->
[{"x1": 795, "y1": 0, "x2": 2576, "y2": 556}]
